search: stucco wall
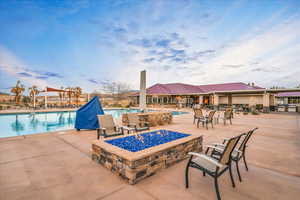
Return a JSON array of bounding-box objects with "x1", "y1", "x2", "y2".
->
[{"x1": 232, "y1": 95, "x2": 263, "y2": 105}]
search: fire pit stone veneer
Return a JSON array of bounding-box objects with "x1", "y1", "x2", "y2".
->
[{"x1": 91, "y1": 130, "x2": 203, "y2": 184}]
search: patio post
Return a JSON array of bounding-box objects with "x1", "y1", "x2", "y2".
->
[
  {"x1": 45, "y1": 87, "x2": 48, "y2": 109},
  {"x1": 213, "y1": 93, "x2": 219, "y2": 110},
  {"x1": 263, "y1": 91, "x2": 270, "y2": 113}
]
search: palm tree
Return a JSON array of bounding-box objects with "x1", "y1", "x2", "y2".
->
[
  {"x1": 59, "y1": 87, "x2": 65, "y2": 107},
  {"x1": 11, "y1": 80, "x2": 25, "y2": 104},
  {"x1": 65, "y1": 87, "x2": 74, "y2": 106},
  {"x1": 74, "y1": 87, "x2": 82, "y2": 106},
  {"x1": 29, "y1": 85, "x2": 40, "y2": 107}
]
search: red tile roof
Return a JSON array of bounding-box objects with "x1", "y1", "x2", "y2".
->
[
  {"x1": 276, "y1": 92, "x2": 300, "y2": 97},
  {"x1": 143, "y1": 82, "x2": 264, "y2": 95}
]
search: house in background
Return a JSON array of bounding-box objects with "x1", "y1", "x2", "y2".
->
[{"x1": 131, "y1": 82, "x2": 300, "y2": 112}]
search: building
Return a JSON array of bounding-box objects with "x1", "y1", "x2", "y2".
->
[
  {"x1": 131, "y1": 82, "x2": 300, "y2": 112},
  {"x1": 276, "y1": 92, "x2": 300, "y2": 112}
]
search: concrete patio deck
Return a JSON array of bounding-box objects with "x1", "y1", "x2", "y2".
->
[{"x1": 1, "y1": 112, "x2": 300, "y2": 200}]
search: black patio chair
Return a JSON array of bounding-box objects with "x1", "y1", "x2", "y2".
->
[
  {"x1": 127, "y1": 113, "x2": 150, "y2": 132},
  {"x1": 193, "y1": 108, "x2": 204, "y2": 124},
  {"x1": 185, "y1": 134, "x2": 242, "y2": 200},
  {"x1": 207, "y1": 128, "x2": 258, "y2": 182},
  {"x1": 197, "y1": 110, "x2": 216, "y2": 129}
]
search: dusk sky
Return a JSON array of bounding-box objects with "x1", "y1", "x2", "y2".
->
[{"x1": 1, "y1": 0, "x2": 300, "y2": 93}]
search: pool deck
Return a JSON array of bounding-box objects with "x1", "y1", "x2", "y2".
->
[{"x1": 1, "y1": 111, "x2": 300, "y2": 200}]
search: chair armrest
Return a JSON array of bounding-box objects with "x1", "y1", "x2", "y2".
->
[
  {"x1": 212, "y1": 143, "x2": 225, "y2": 147},
  {"x1": 205, "y1": 145, "x2": 224, "y2": 152},
  {"x1": 188, "y1": 152, "x2": 224, "y2": 168}
]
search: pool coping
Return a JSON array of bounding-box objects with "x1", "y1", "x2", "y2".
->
[{"x1": 92, "y1": 129, "x2": 202, "y2": 162}]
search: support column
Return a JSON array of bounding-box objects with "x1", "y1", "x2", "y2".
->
[
  {"x1": 33, "y1": 92, "x2": 36, "y2": 109},
  {"x1": 263, "y1": 92, "x2": 270, "y2": 113},
  {"x1": 228, "y1": 94, "x2": 232, "y2": 106},
  {"x1": 139, "y1": 70, "x2": 146, "y2": 111},
  {"x1": 199, "y1": 96, "x2": 203, "y2": 105},
  {"x1": 44, "y1": 87, "x2": 48, "y2": 109},
  {"x1": 213, "y1": 93, "x2": 219, "y2": 110}
]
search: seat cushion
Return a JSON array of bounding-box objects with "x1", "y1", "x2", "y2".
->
[{"x1": 192, "y1": 155, "x2": 226, "y2": 172}]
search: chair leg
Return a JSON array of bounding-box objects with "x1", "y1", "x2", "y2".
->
[
  {"x1": 236, "y1": 161, "x2": 242, "y2": 182},
  {"x1": 230, "y1": 118, "x2": 232, "y2": 125},
  {"x1": 211, "y1": 121, "x2": 213, "y2": 128},
  {"x1": 243, "y1": 154, "x2": 249, "y2": 171},
  {"x1": 193, "y1": 117, "x2": 195, "y2": 124},
  {"x1": 197, "y1": 119, "x2": 200, "y2": 128},
  {"x1": 229, "y1": 164, "x2": 236, "y2": 187},
  {"x1": 206, "y1": 122, "x2": 208, "y2": 130},
  {"x1": 185, "y1": 160, "x2": 191, "y2": 188},
  {"x1": 214, "y1": 177, "x2": 221, "y2": 200}
]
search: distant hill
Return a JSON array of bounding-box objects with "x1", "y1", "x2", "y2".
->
[{"x1": 0, "y1": 91, "x2": 9, "y2": 95}]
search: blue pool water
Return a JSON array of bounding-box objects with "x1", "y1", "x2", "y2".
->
[
  {"x1": 0, "y1": 109, "x2": 188, "y2": 138},
  {"x1": 106, "y1": 130, "x2": 190, "y2": 152}
]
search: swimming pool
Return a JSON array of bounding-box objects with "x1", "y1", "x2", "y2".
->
[{"x1": 0, "y1": 109, "x2": 188, "y2": 138}]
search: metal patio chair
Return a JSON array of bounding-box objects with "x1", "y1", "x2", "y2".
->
[
  {"x1": 197, "y1": 110, "x2": 216, "y2": 129},
  {"x1": 127, "y1": 113, "x2": 150, "y2": 132},
  {"x1": 207, "y1": 128, "x2": 258, "y2": 182},
  {"x1": 185, "y1": 135, "x2": 242, "y2": 200},
  {"x1": 193, "y1": 108, "x2": 204, "y2": 124},
  {"x1": 219, "y1": 109, "x2": 233, "y2": 125},
  {"x1": 97, "y1": 114, "x2": 124, "y2": 139}
]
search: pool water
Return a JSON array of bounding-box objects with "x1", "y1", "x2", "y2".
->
[
  {"x1": 106, "y1": 130, "x2": 190, "y2": 152},
  {"x1": 0, "y1": 109, "x2": 188, "y2": 138}
]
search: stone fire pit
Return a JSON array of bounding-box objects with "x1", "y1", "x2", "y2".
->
[{"x1": 91, "y1": 130, "x2": 202, "y2": 184}]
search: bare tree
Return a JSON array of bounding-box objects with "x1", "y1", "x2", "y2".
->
[{"x1": 100, "y1": 80, "x2": 131, "y2": 99}]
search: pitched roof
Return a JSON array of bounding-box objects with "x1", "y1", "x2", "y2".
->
[
  {"x1": 144, "y1": 82, "x2": 264, "y2": 95},
  {"x1": 146, "y1": 83, "x2": 204, "y2": 95},
  {"x1": 197, "y1": 82, "x2": 264, "y2": 92},
  {"x1": 276, "y1": 92, "x2": 300, "y2": 97}
]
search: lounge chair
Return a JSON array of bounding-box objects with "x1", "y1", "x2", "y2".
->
[
  {"x1": 197, "y1": 110, "x2": 216, "y2": 129},
  {"x1": 185, "y1": 134, "x2": 242, "y2": 200},
  {"x1": 97, "y1": 114, "x2": 124, "y2": 139},
  {"x1": 193, "y1": 108, "x2": 204, "y2": 124},
  {"x1": 207, "y1": 128, "x2": 258, "y2": 182},
  {"x1": 127, "y1": 113, "x2": 150, "y2": 132}
]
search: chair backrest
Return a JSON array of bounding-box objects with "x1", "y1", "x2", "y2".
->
[
  {"x1": 193, "y1": 108, "x2": 203, "y2": 118},
  {"x1": 127, "y1": 113, "x2": 141, "y2": 128},
  {"x1": 238, "y1": 128, "x2": 258, "y2": 151},
  {"x1": 219, "y1": 135, "x2": 241, "y2": 165},
  {"x1": 224, "y1": 110, "x2": 232, "y2": 119},
  {"x1": 207, "y1": 110, "x2": 216, "y2": 120},
  {"x1": 97, "y1": 114, "x2": 115, "y2": 134}
]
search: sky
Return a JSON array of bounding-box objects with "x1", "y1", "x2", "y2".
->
[{"x1": 1, "y1": 0, "x2": 300, "y2": 93}]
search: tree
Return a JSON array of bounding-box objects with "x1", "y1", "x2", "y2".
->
[
  {"x1": 59, "y1": 87, "x2": 65, "y2": 106},
  {"x1": 270, "y1": 86, "x2": 285, "y2": 89},
  {"x1": 28, "y1": 85, "x2": 40, "y2": 106},
  {"x1": 11, "y1": 80, "x2": 25, "y2": 104},
  {"x1": 100, "y1": 80, "x2": 131, "y2": 99},
  {"x1": 74, "y1": 87, "x2": 82, "y2": 106}
]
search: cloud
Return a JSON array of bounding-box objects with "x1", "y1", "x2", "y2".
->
[
  {"x1": 18, "y1": 72, "x2": 33, "y2": 77},
  {"x1": 87, "y1": 79, "x2": 99, "y2": 84},
  {"x1": 222, "y1": 64, "x2": 244, "y2": 68},
  {"x1": 0, "y1": 46, "x2": 62, "y2": 88}
]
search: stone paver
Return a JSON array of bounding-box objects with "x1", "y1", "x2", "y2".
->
[{"x1": 0, "y1": 112, "x2": 300, "y2": 200}]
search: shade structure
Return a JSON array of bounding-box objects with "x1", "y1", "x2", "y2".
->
[{"x1": 75, "y1": 96, "x2": 104, "y2": 130}]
